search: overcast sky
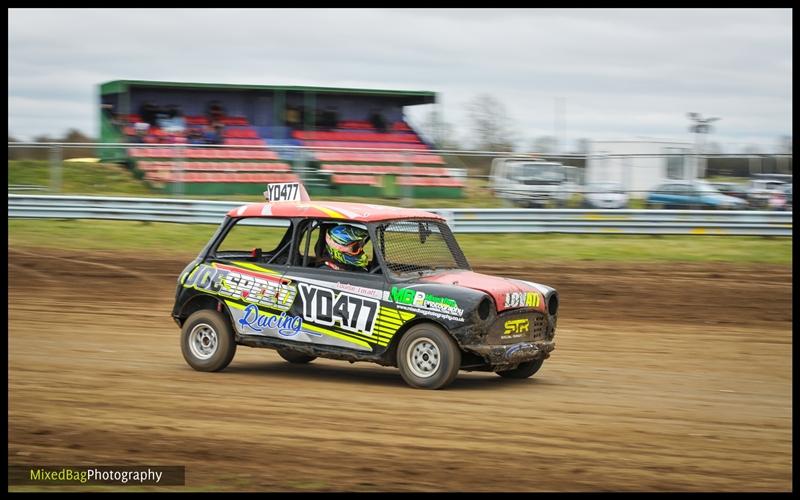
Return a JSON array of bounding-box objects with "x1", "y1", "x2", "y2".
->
[{"x1": 8, "y1": 8, "x2": 793, "y2": 152}]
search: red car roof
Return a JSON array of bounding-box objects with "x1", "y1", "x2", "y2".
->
[{"x1": 226, "y1": 201, "x2": 445, "y2": 222}]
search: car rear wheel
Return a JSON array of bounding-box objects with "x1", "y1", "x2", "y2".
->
[
  {"x1": 277, "y1": 348, "x2": 317, "y2": 364},
  {"x1": 181, "y1": 309, "x2": 236, "y2": 372},
  {"x1": 496, "y1": 358, "x2": 544, "y2": 379},
  {"x1": 397, "y1": 324, "x2": 461, "y2": 390}
]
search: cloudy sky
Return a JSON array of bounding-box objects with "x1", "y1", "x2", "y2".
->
[{"x1": 8, "y1": 8, "x2": 793, "y2": 152}]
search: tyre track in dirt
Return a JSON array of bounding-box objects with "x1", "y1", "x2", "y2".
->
[{"x1": 8, "y1": 247, "x2": 792, "y2": 491}]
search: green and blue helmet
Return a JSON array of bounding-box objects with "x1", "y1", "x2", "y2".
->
[{"x1": 325, "y1": 224, "x2": 369, "y2": 270}]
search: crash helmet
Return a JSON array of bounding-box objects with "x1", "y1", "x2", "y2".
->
[{"x1": 325, "y1": 224, "x2": 369, "y2": 270}]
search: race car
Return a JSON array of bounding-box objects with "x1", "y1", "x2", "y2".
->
[{"x1": 172, "y1": 183, "x2": 559, "y2": 389}]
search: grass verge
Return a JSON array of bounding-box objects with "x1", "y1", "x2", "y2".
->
[{"x1": 8, "y1": 219, "x2": 792, "y2": 265}]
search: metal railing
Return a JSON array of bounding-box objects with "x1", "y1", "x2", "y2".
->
[{"x1": 8, "y1": 195, "x2": 792, "y2": 236}]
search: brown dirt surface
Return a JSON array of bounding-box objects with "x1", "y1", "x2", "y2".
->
[{"x1": 8, "y1": 247, "x2": 793, "y2": 491}]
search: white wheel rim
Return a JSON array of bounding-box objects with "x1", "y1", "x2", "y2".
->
[
  {"x1": 189, "y1": 323, "x2": 218, "y2": 360},
  {"x1": 406, "y1": 337, "x2": 441, "y2": 378}
]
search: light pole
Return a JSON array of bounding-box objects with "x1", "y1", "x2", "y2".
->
[{"x1": 687, "y1": 113, "x2": 720, "y2": 180}]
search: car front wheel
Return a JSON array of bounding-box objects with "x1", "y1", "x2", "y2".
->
[
  {"x1": 397, "y1": 324, "x2": 461, "y2": 390},
  {"x1": 180, "y1": 309, "x2": 237, "y2": 372},
  {"x1": 496, "y1": 358, "x2": 545, "y2": 379}
]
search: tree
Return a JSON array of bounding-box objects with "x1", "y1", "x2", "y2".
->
[
  {"x1": 419, "y1": 111, "x2": 462, "y2": 150},
  {"x1": 778, "y1": 135, "x2": 792, "y2": 154},
  {"x1": 742, "y1": 144, "x2": 762, "y2": 155},
  {"x1": 704, "y1": 141, "x2": 723, "y2": 155},
  {"x1": 466, "y1": 94, "x2": 515, "y2": 152},
  {"x1": 530, "y1": 136, "x2": 557, "y2": 154},
  {"x1": 62, "y1": 128, "x2": 95, "y2": 143},
  {"x1": 573, "y1": 138, "x2": 591, "y2": 154}
]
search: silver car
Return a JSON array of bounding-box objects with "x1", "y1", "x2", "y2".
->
[{"x1": 582, "y1": 182, "x2": 629, "y2": 209}]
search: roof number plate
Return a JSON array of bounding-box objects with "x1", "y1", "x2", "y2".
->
[{"x1": 265, "y1": 183, "x2": 301, "y2": 202}]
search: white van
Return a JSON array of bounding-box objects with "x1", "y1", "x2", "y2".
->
[{"x1": 489, "y1": 158, "x2": 579, "y2": 208}]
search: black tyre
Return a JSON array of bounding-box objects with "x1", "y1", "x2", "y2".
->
[
  {"x1": 180, "y1": 309, "x2": 236, "y2": 372},
  {"x1": 496, "y1": 358, "x2": 545, "y2": 379},
  {"x1": 277, "y1": 348, "x2": 317, "y2": 364},
  {"x1": 396, "y1": 323, "x2": 461, "y2": 390}
]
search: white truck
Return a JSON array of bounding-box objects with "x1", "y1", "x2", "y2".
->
[{"x1": 489, "y1": 158, "x2": 580, "y2": 208}]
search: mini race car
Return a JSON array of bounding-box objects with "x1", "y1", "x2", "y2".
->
[{"x1": 172, "y1": 183, "x2": 559, "y2": 389}]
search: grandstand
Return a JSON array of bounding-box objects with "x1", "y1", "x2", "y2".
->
[{"x1": 99, "y1": 80, "x2": 463, "y2": 198}]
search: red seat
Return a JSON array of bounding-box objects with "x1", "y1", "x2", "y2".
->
[
  {"x1": 185, "y1": 116, "x2": 208, "y2": 125},
  {"x1": 331, "y1": 174, "x2": 381, "y2": 186},
  {"x1": 338, "y1": 120, "x2": 373, "y2": 130},
  {"x1": 293, "y1": 131, "x2": 421, "y2": 143},
  {"x1": 302, "y1": 141, "x2": 425, "y2": 150},
  {"x1": 396, "y1": 176, "x2": 464, "y2": 187}
]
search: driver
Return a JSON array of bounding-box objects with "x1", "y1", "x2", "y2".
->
[{"x1": 320, "y1": 224, "x2": 370, "y2": 272}]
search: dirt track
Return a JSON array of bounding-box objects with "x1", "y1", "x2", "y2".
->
[{"x1": 8, "y1": 247, "x2": 793, "y2": 491}]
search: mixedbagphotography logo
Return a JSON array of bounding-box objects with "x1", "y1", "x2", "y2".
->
[{"x1": 8, "y1": 465, "x2": 185, "y2": 486}]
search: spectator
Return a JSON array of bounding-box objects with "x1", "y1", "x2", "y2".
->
[
  {"x1": 139, "y1": 101, "x2": 159, "y2": 127},
  {"x1": 160, "y1": 104, "x2": 186, "y2": 134},
  {"x1": 369, "y1": 109, "x2": 387, "y2": 133},
  {"x1": 207, "y1": 101, "x2": 225, "y2": 123},
  {"x1": 320, "y1": 106, "x2": 339, "y2": 130},
  {"x1": 101, "y1": 103, "x2": 122, "y2": 127},
  {"x1": 132, "y1": 121, "x2": 150, "y2": 143},
  {"x1": 285, "y1": 106, "x2": 301, "y2": 130}
]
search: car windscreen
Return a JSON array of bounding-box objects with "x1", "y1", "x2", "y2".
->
[
  {"x1": 374, "y1": 220, "x2": 470, "y2": 277},
  {"x1": 587, "y1": 183, "x2": 622, "y2": 193},
  {"x1": 695, "y1": 182, "x2": 721, "y2": 194},
  {"x1": 511, "y1": 163, "x2": 565, "y2": 182}
]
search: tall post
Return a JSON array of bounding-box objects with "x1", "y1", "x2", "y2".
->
[
  {"x1": 175, "y1": 145, "x2": 184, "y2": 197},
  {"x1": 49, "y1": 144, "x2": 62, "y2": 193},
  {"x1": 402, "y1": 150, "x2": 413, "y2": 207},
  {"x1": 304, "y1": 91, "x2": 316, "y2": 132}
]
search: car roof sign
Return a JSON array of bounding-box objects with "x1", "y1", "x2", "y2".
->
[{"x1": 264, "y1": 182, "x2": 310, "y2": 203}]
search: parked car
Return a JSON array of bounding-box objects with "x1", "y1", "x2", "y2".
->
[
  {"x1": 747, "y1": 179, "x2": 787, "y2": 210},
  {"x1": 709, "y1": 182, "x2": 749, "y2": 201},
  {"x1": 782, "y1": 184, "x2": 792, "y2": 211},
  {"x1": 582, "y1": 182, "x2": 629, "y2": 209},
  {"x1": 173, "y1": 182, "x2": 559, "y2": 390},
  {"x1": 646, "y1": 180, "x2": 748, "y2": 209}
]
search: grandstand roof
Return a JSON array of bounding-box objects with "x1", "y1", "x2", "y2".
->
[{"x1": 100, "y1": 80, "x2": 436, "y2": 104}]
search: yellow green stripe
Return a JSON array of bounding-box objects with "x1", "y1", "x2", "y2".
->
[
  {"x1": 231, "y1": 261, "x2": 279, "y2": 274},
  {"x1": 313, "y1": 205, "x2": 345, "y2": 219}
]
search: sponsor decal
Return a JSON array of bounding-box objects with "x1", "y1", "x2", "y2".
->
[
  {"x1": 237, "y1": 304, "x2": 309, "y2": 337},
  {"x1": 504, "y1": 291, "x2": 541, "y2": 309},
  {"x1": 183, "y1": 264, "x2": 296, "y2": 311},
  {"x1": 299, "y1": 283, "x2": 379, "y2": 336},
  {"x1": 390, "y1": 287, "x2": 464, "y2": 317},
  {"x1": 334, "y1": 282, "x2": 384, "y2": 300},
  {"x1": 504, "y1": 318, "x2": 530, "y2": 335}
]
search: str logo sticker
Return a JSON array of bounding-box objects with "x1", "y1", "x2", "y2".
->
[{"x1": 504, "y1": 318, "x2": 530, "y2": 335}]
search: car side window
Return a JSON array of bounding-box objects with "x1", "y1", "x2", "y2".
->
[
  {"x1": 297, "y1": 220, "x2": 378, "y2": 273},
  {"x1": 214, "y1": 218, "x2": 293, "y2": 265}
]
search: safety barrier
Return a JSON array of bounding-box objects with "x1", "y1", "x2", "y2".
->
[{"x1": 8, "y1": 194, "x2": 792, "y2": 236}]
